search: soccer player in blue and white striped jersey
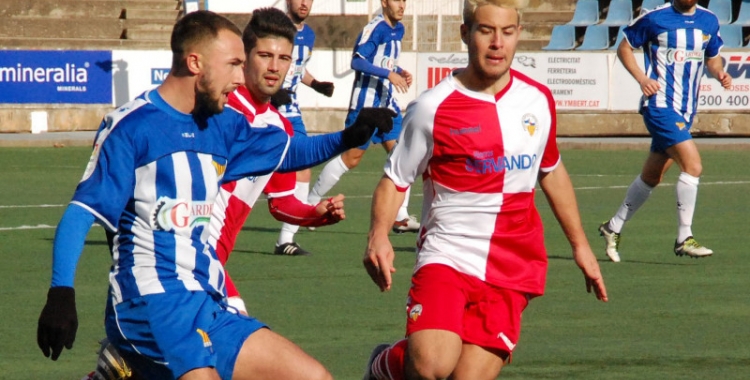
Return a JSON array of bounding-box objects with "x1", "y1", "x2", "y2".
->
[
  {"x1": 274, "y1": 0, "x2": 338, "y2": 256},
  {"x1": 36, "y1": 10, "x2": 393, "y2": 380},
  {"x1": 598, "y1": 0, "x2": 732, "y2": 262},
  {"x1": 308, "y1": 0, "x2": 422, "y2": 234}
]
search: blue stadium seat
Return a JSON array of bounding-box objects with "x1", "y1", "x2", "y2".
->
[
  {"x1": 640, "y1": 0, "x2": 667, "y2": 14},
  {"x1": 719, "y1": 24, "x2": 745, "y2": 48},
  {"x1": 735, "y1": 0, "x2": 750, "y2": 26},
  {"x1": 567, "y1": 0, "x2": 600, "y2": 26},
  {"x1": 578, "y1": 24, "x2": 611, "y2": 50},
  {"x1": 542, "y1": 25, "x2": 577, "y2": 50},
  {"x1": 708, "y1": 0, "x2": 733, "y2": 25},
  {"x1": 610, "y1": 25, "x2": 627, "y2": 50},
  {"x1": 601, "y1": 0, "x2": 634, "y2": 26}
]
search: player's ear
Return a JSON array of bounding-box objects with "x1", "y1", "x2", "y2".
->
[
  {"x1": 460, "y1": 24, "x2": 470, "y2": 46},
  {"x1": 186, "y1": 52, "x2": 203, "y2": 75}
]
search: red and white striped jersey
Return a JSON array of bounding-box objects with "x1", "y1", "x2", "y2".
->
[
  {"x1": 385, "y1": 69, "x2": 560, "y2": 296},
  {"x1": 207, "y1": 86, "x2": 296, "y2": 270}
]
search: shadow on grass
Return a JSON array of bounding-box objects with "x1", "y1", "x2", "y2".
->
[{"x1": 548, "y1": 254, "x2": 696, "y2": 265}]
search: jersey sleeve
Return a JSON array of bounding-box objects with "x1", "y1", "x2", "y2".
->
[
  {"x1": 384, "y1": 99, "x2": 434, "y2": 190},
  {"x1": 623, "y1": 14, "x2": 650, "y2": 49},
  {"x1": 70, "y1": 117, "x2": 136, "y2": 231},
  {"x1": 540, "y1": 91, "x2": 561, "y2": 172},
  {"x1": 705, "y1": 20, "x2": 723, "y2": 58},
  {"x1": 353, "y1": 22, "x2": 381, "y2": 60},
  {"x1": 223, "y1": 120, "x2": 290, "y2": 183}
]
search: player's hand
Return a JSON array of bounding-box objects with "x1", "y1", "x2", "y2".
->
[
  {"x1": 342, "y1": 108, "x2": 397, "y2": 148},
  {"x1": 402, "y1": 69, "x2": 413, "y2": 88},
  {"x1": 388, "y1": 71, "x2": 409, "y2": 93},
  {"x1": 638, "y1": 77, "x2": 660, "y2": 97},
  {"x1": 310, "y1": 79, "x2": 335, "y2": 97},
  {"x1": 363, "y1": 233, "x2": 396, "y2": 292},
  {"x1": 38, "y1": 286, "x2": 78, "y2": 360},
  {"x1": 270, "y1": 89, "x2": 294, "y2": 108},
  {"x1": 314, "y1": 194, "x2": 346, "y2": 225},
  {"x1": 572, "y1": 247, "x2": 608, "y2": 302},
  {"x1": 716, "y1": 72, "x2": 732, "y2": 89}
]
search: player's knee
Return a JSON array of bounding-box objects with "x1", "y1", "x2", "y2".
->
[
  {"x1": 684, "y1": 162, "x2": 702, "y2": 177},
  {"x1": 406, "y1": 356, "x2": 454, "y2": 380},
  {"x1": 342, "y1": 152, "x2": 363, "y2": 168}
]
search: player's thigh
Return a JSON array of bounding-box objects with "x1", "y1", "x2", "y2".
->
[
  {"x1": 407, "y1": 329, "x2": 463, "y2": 379},
  {"x1": 232, "y1": 328, "x2": 332, "y2": 380},
  {"x1": 450, "y1": 343, "x2": 505, "y2": 380},
  {"x1": 666, "y1": 139, "x2": 702, "y2": 176},
  {"x1": 179, "y1": 367, "x2": 221, "y2": 380}
]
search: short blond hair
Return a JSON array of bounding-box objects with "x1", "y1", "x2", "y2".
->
[{"x1": 462, "y1": 0, "x2": 528, "y2": 26}]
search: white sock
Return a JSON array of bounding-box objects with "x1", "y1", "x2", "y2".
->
[
  {"x1": 308, "y1": 155, "x2": 349, "y2": 205},
  {"x1": 609, "y1": 175, "x2": 653, "y2": 233},
  {"x1": 396, "y1": 186, "x2": 411, "y2": 221},
  {"x1": 676, "y1": 172, "x2": 699, "y2": 243},
  {"x1": 277, "y1": 181, "x2": 309, "y2": 245}
]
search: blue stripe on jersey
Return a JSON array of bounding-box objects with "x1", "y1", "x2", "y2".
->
[
  {"x1": 279, "y1": 24, "x2": 316, "y2": 118},
  {"x1": 349, "y1": 14, "x2": 404, "y2": 113},
  {"x1": 625, "y1": 5, "x2": 722, "y2": 117}
]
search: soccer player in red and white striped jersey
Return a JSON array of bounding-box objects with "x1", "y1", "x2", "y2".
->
[{"x1": 361, "y1": 1, "x2": 608, "y2": 379}]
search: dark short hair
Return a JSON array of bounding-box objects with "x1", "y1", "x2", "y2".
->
[
  {"x1": 170, "y1": 10, "x2": 242, "y2": 72},
  {"x1": 242, "y1": 7, "x2": 297, "y2": 55}
]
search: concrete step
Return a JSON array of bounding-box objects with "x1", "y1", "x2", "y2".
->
[
  {"x1": 523, "y1": 11, "x2": 575, "y2": 24},
  {"x1": 525, "y1": 0, "x2": 577, "y2": 11},
  {"x1": 0, "y1": 0, "x2": 180, "y2": 18},
  {"x1": 520, "y1": 24, "x2": 555, "y2": 40},
  {"x1": 517, "y1": 39, "x2": 551, "y2": 51},
  {"x1": 0, "y1": 18, "x2": 124, "y2": 39},
  {"x1": 0, "y1": 36, "x2": 169, "y2": 50},
  {"x1": 123, "y1": 8, "x2": 180, "y2": 21},
  {"x1": 124, "y1": 28, "x2": 171, "y2": 41}
]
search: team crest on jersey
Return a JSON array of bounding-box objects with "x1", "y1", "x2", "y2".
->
[
  {"x1": 408, "y1": 304, "x2": 423, "y2": 322},
  {"x1": 522, "y1": 113, "x2": 538, "y2": 136},
  {"x1": 151, "y1": 197, "x2": 212, "y2": 232},
  {"x1": 212, "y1": 160, "x2": 226, "y2": 178}
]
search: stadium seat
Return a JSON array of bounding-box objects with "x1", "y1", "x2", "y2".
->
[
  {"x1": 719, "y1": 24, "x2": 745, "y2": 48},
  {"x1": 735, "y1": 0, "x2": 750, "y2": 26},
  {"x1": 601, "y1": 0, "x2": 634, "y2": 26},
  {"x1": 542, "y1": 25, "x2": 578, "y2": 50},
  {"x1": 708, "y1": 0, "x2": 733, "y2": 25},
  {"x1": 578, "y1": 24, "x2": 611, "y2": 50},
  {"x1": 566, "y1": 0, "x2": 600, "y2": 26},
  {"x1": 610, "y1": 25, "x2": 627, "y2": 50},
  {"x1": 640, "y1": 0, "x2": 667, "y2": 14}
]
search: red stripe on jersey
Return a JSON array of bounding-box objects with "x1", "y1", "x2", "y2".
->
[
  {"x1": 485, "y1": 191, "x2": 547, "y2": 294},
  {"x1": 430, "y1": 91, "x2": 506, "y2": 193}
]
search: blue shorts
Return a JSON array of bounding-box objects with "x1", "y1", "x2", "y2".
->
[
  {"x1": 642, "y1": 107, "x2": 693, "y2": 153},
  {"x1": 344, "y1": 108, "x2": 403, "y2": 150},
  {"x1": 287, "y1": 116, "x2": 308, "y2": 137},
  {"x1": 105, "y1": 291, "x2": 266, "y2": 380}
]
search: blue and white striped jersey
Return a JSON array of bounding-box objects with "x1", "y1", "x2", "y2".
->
[
  {"x1": 279, "y1": 24, "x2": 316, "y2": 118},
  {"x1": 72, "y1": 89, "x2": 290, "y2": 304},
  {"x1": 624, "y1": 3, "x2": 723, "y2": 120},
  {"x1": 349, "y1": 14, "x2": 404, "y2": 113}
]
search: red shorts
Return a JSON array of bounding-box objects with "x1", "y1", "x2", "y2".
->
[{"x1": 405, "y1": 264, "x2": 530, "y2": 354}]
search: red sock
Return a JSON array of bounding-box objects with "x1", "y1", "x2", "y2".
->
[{"x1": 372, "y1": 339, "x2": 408, "y2": 380}]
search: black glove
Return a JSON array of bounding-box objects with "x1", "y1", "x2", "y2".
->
[
  {"x1": 38, "y1": 286, "x2": 78, "y2": 361},
  {"x1": 342, "y1": 108, "x2": 397, "y2": 148},
  {"x1": 310, "y1": 79, "x2": 334, "y2": 97},
  {"x1": 270, "y1": 89, "x2": 294, "y2": 108}
]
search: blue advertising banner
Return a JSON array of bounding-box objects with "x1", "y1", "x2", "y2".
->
[{"x1": 0, "y1": 50, "x2": 112, "y2": 104}]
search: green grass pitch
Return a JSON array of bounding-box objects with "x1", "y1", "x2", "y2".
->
[{"x1": 1, "y1": 146, "x2": 749, "y2": 379}]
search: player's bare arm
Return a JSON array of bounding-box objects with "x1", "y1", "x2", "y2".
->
[
  {"x1": 705, "y1": 56, "x2": 732, "y2": 89},
  {"x1": 364, "y1": 175, "x2": 405, "y2": 291},
  {"x1": 617, "y1": 39, "x2": 659, "y2": 97},
  {"x1": 538, "y1": 163, "x2": 608, "y2": 302}
]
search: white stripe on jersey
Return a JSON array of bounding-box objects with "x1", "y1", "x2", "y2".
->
[
  {"x1": 671, "y1": 29, "x2": 687, "y2": 112},
  {"x1": 655, "y1": 31, "x2": 669, "y2": 108},
  {"x1": 131, "y1": 160, "x2": 164, "y2": 297}
]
